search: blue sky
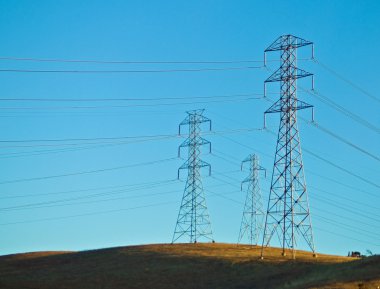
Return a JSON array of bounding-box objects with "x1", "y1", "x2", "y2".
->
[{"x1": 0, "y1": 0, "x2": 379, "y2": 256}]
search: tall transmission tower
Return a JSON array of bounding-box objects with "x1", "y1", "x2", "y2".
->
[
  {"x1": 261, "y1": 35, "x2": 316, "y2": 259},
  {"x1": 238, "y1": 154, "x2": 266, "y2": 246},
  {"x1": 172, "y1": 109, "x2": 214, "y2": 243}
]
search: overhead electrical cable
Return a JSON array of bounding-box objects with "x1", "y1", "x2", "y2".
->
[
  {"x1": 0, "y1": 180, "x2": 177, "y2": 211},
  {"x1": 0, "y1": 56, "x2": 312, "y2": 64},
  {"x1": 314, "y1": 206, "x2": 380, "y2": 231},
  {"x1": 301, "y1": 121, "x2": 380, "y2": 162},
  {"x1": 0, "y1": 66, "x2": 263, "y2": 74},
  {"x1": 0, "y1": 92, "x2": 267, "y2": 102},
  {"x1": 263, "y1": 96, "x2": 379, "y2": 162},
  {"x1": 0, "y1": 189, "x2": 247, "y2": 226},
  {"x1": 213, "y1": 142, "x2": 378, "y2": 198},
  {"x1": 314, "y1": 58, "x2": 380, "y2": 104},
  {"x1": 0, "y1": 201, "x2": 178, "y2": 226},
  {"x1": 311, "y1": 194, "x2": 380, "y2": 220},
  {"x1": 0, "y1": 178, "x2": 177, "y2": 199},
  {"x1": 300, "y1": 87, "x2": 380, "y2": 134},
  {"x1": 314, "y1": 226, "x2": 380, "y2": 247},
  {"x1": 0, "y1": 127, "x2": 261, "y2": 145},
  {"x1": 209, "y1": 172, "x2": 380, "y2": 243},
  {"x1": 0, "y1": 157, "x2": 177, "y2": 185},
  {"x1": 311, "y1": 196, "x2": 380, "y2": 223},
  {"x1": 265, "y1": 129, "x2": 380, "y2": 188},
  {"x1": 0, "y1": 56, "x2": 265, "y2": 64},
  {"x1": 313, "y1": 215, "x2": 380, "y2": 240},
  {"x1": 309, "y1": 185, "x2": 380, "y2": 206},
  {"x1": 0, "y1": 97, "x2": 258, "y2": 111},
  {"x1": 0, "y1": 181, "x2": 233, "y2": 212},
  {"x1": 302, "y1": 147, "x2": 379, "y2": 188}
]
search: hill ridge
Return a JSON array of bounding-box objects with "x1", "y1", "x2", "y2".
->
[{"x1": 0, "y1": 243, "x2": 379, "y2": 289}]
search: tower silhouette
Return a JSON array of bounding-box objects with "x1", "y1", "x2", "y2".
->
[
  {"x1": 238, "y1": 154, "x2": 266, "y2": 245},
  {"x1": 172, "y1": 109, "x2": 214, "y2": 243},
  {"x1": 261, "y1": 35, "x2": 316, "y2": 258}
]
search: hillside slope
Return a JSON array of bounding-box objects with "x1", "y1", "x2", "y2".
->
[{"x1": 0, "y1": 243, "x2": 379, "y2": 289}]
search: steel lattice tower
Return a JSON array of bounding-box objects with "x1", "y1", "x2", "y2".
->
[
  {"x1": 172, "y1": 109, "x2": 214, "y2": 243},
  {"x1": 261, "y1": 35, "x2": 316, "y2": 258},
  {"x1": 238, "y1": 154, "x2": 266, "y2": 246}
]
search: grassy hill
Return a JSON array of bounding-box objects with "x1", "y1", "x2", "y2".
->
[{"x1": 0, "y1": 243, "x2": 379, "y2": 289}]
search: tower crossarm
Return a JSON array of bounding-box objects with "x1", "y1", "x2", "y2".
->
[
  {"x1": 179, "y1": 137, "x2": 211, "y2": 152},
  {"x1": 178, "y1": 160, "x2": 211, "y2": 178},
  {"x1": 265, "y1": 35, "x2": 313, "y2": 52},
  {"x1": 265, "y1": 67, "x2": 313, "y2": 83},
  {"x1": 178, "y1": 109, "x2": 211, "y2": 135},
  {"x1": 265, "y1": 99, "x2": 313, "y2": 114}
]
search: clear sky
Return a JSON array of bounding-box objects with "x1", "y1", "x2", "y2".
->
[{"x1": 0, "y1": 0, "x2": 379, "y2": 256}]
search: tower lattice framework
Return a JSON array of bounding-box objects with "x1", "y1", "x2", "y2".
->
[
  {"x1": 238, "y1": 154, "x2": 266, "y2": 245},
  {"x1": 172, "y1": 109, "x2": 214, "y2": 243},
  {"x1": 261, "y1": 35, "x2": 316, "y2": 258}
]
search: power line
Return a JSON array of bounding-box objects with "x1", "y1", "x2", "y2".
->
[
  {"x1": 0, "y1": 175, "x2": 209, "y2": 208},
  {"x1": 310, "y1": 185, "x2": 380, "y2": 208},
  {"x1": 0, "y1": 179, "x2": 177, "y2": 211},
  {"x1": 311, "y1": 194, "x2": 380, "y2": 221},
  {"x1": 205, "y1": 170, "x2": 380, "y2": 245},
  {"x1": 301, "y1": 87, "x2": 380, "y2": 134},
  {"x1": 0, "y1": 97, "x2": 259, "y2": 111},
  {"x1": 0, "y1": 92, "x2": 266, "y2": 102},
  {"x1": 206, "y1": 188, "x2": 242, "y2": 206},
  {"x1": 306, "y1": 170, "x2": 377, "y2": 199},
  {"x1": 0, "y1": 56, "x2": 265, "y2": 64},
  {"x1": 0, "y1": 137, "x2": 175, "y2": 159},
  {"x1": 0, "y1": 187, "x2": 242, "y2": 226},
  {"x1": 263, "y1": 95, "x2": 380, "y2": 162},
  {"x1": 0, "y1": 66, "x2": 262, "y2": 73},
  {"x1": 0, "y1": 172, "x2": 378, "y2": 249},
  {"x1": 314, "y1": 206, "x2": 380, "y2": 231},
  {"x1": 1, "y1": 189, "x2": 179, "y2": 212},
  {"x1": 303, "y1": 121, "x2": 380, "y2": 162},
  {"x1": 214, "y1": 144, "x2": 378, "y2": 201},
  {"x1": 313, "y1": 215, "x2": 380, "y2": 240},
  {"x1": 264, "y1": 129, "x2": 380, "y2": 188},
  {"x1": 0, "y1": 133, "x2": 176, "y2": 144},
  {"x1": 219, "y1": 155, "x2": 379, "y2": 217},
  {"x1": 0, "y1": 180, "x2": 233, "y2": 212},
  {"x1": 314, "y1": 226, "x2": 380, "y2": 247},
  {"x1": 223, "y1": 143, "x2": 380, "y2": 213},
  {"x1": 211, "y1": 175, "x2": 380, "y2": 245},
  {"x1": 0, "y1": 127, "x2": 262, "y2": 146},
  {"x1": 0, "y1": 56, "x2": 313, "y2": 65},
  {"x1": 0, "y1": 179, "x2": 176, "y2": 200},
  {"x1": 303, "y1": 147, "x2": 379, "y2": 188},
  {"x1": 218, "y1": 129, "x2": 379, "y2": 194},
  {"x1": 311, "y1": 196, "x2": 380, "y2": 223},
  {"x1": 0, "y1": 157, "x2": 177, "y2": 185},
  {"x1": 0, "y1": 201, "x2": 177, "y2": 226},
  {"x1": 314, "y1": 58, "x2": 380, "y2": 104}
]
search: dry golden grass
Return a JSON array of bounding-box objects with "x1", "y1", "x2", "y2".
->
[
  {"x1": 139, "y1": 243, "x2": 351, "y2": 263},
  {"x1": 0, "y1": 243, "x2": 378, "y2": 289}
]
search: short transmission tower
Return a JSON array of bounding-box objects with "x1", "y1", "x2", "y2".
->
[
  {"x1": 261, "y1": 35, "x2": 316, "y2": 258},
  {"x1": 172, "y1": 109, "x2": 214, "y2": 243},
  {"x1": 238, "y1": 154, "x2": 266, "y2": 246}
]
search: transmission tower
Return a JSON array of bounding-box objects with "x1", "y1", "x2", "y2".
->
[
  {"x1": 238, "y1": 154, "x2": 266, "y2": 246},
  {"x1": 261, "y1": 35, "x2": 316, "y2": 259},
  {"x1": 172, "y1": 109, "x2": 214, "y2": 243}
]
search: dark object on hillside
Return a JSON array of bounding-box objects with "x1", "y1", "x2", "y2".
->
[{"x1": 348, "y1": 251, "x2": 361, "y2": 257}]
